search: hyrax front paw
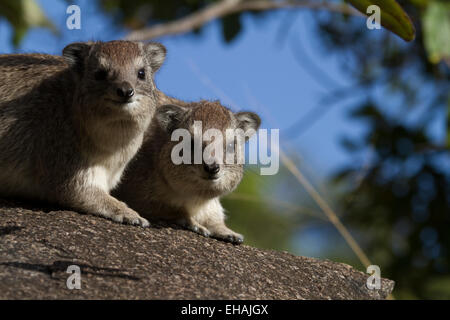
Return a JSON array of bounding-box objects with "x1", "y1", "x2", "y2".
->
[
  {"x1": 213, "y1": 231, "x2": 244, "y2": 244},
  {"x1": 179, "y1": 220, "x2": 211, "y2": 238},
  {"x1": 191, "y1": 225, "x2": 211, "y2": 238},
  {"x1": 111, "y1": 208, "x2": 150, "y2": 228}
]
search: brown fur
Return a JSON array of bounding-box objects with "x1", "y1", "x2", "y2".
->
[{"x1": 0, "y1": 40, "x2": 167, "y2": 227}]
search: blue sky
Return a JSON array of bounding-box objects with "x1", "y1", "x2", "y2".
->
[{"x1": 0, "y1": 0, "x2": 374, "y2": 179}]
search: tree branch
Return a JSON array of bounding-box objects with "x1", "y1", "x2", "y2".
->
[{"x1": 125, "y1": 0, "x2": 363, "y2": 41}]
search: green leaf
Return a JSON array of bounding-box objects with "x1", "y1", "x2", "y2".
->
[
  {"x1": 408, "y1": 0, "x2": 429, "y2": 8},
  {"x1": 346, "y1": 0, "x2": 416, "y2": 41},
  {"x1": 0, "y1": 0, "x2": 57, "y2": 46},
  {"x1": 423, "y1": 1, "x2": 450, "y2": 64}
]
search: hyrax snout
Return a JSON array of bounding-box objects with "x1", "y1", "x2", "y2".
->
[
  {"x1": 0, "y1": 40, "x2": 166, "y2": 226},
  {"x1": 114, "y1": 101, "x2": 261, "y2": 243}
]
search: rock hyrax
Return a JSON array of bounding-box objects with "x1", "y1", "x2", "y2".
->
[
  {"x1": 114, "y1": 101, "x2": 261, "y2": 243},
  {"x1": 0, "y1": 40, "x2": 167, "y2": 227}
]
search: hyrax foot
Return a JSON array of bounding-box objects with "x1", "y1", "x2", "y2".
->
[
  {"x1": 178, "y1": 219, "x2": 211, "y2": 238},
  {"x1": 110, "y1": 209, "x2": 150, "y2": 228},
  {"x1": 212, "y1": 230, "x2": 244, "y2": 244},
  {"x1": 72, "y1": 188, "x2": 150, "y2": 227},
  {"x1": 207, "y1": 225, "x2": 244, "y2": 244}
]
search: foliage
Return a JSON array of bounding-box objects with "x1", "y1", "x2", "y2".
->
[
  {"x1": 346, "y1": 0, "x2": 416, "y2": 41},
  {"x1": 0, "y1": 0, "x2": 56, "y2": 46},
  {"x1": 317, "y1": 0, "x2": 450, "y2": 298},
  {"x1": 423, "y1": 1, "x2": 450, "y2": 64},
  {"x1": 99, "y1": 0, "x2": 259, "y2": 43}
]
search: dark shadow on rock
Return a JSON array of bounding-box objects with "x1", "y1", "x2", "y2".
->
[
  {"x1": 1, "y1": 197, "x2": 198, "y2": 233},
  {"x1": 147, "y1": 219, "x2": 192, "y2": 231},
  {"x1": 0, "y1": 225, "x2": 23, "y2": 236},
  {"x1": 0, "y1": 197, "x2": 61, "y2": 214},
  {"x1": 0, "y1": 260, "x2": 140, "y2": 281}
]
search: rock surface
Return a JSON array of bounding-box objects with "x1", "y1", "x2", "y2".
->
[{"x1": 0, "y1": 199, "x2": 394, "y2": 299}]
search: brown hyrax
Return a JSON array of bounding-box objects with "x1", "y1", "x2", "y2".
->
[
  {"x1": 114, "y1": 101, "x2": 261, "y2": 243},
  {"x1": 0, "y1": 40, "x2": 167, "y2": 227}
]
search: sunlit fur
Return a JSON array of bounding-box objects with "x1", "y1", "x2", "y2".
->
[
  {"x1": 114, "y1": 101, "x2": 261, "y2": 243},
  {"x1": 0, "y1": 40, "x2": 166, "y2": 227}
]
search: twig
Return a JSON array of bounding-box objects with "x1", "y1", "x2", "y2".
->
[
  {"x1": 279, "y1": 149, "x2": 373, "y2": 268},
  {"x1": 125, "y1": 0, "x2": 363, "y2": 41}
]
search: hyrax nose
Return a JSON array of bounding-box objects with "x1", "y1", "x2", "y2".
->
[
  {"x1": 116, "y1": 82, "x2": 134, "y2": 99},
  {"x1": 203, "y1": 162, "x2": 220, "y2": 175}
]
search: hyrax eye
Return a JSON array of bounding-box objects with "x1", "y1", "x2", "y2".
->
[
  {"x1": 94, "y1": 69, "x2": 108, "y2": 81},
  {"x1": 138, "y1": 68, "x2": 146, "y2": 80}
]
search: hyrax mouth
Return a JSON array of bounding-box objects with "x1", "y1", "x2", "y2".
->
[
  {"x1": 105, "y1": 97, "x2": 134, "y2": 106},
  {"x1": 204, "y1": 175, "x2": 220, "y2": 181},
  {"x1": 202, "y1": 162, "x2": 221, "y2": 181}
]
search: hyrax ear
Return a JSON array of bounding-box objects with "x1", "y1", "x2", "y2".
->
[
  {"x1": 155, "y1": 104, "x2": 188, "y2": 133},
  {"x1": 235, "y1": 112, "x2": 261, "y2": 139},
  {"x1": 62, "y1": 42, "x2": 92, "y2": 73},
  {"x1": 144, "y1": 42, "x2": 166, "y2": 72}
]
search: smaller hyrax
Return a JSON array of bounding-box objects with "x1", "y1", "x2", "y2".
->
[
  {"x1": 0, "y1": 40, "x2": 166, "y2": 227},
  {"x1": 115, "y1": 101, "x2": 261, "y2": 243}
]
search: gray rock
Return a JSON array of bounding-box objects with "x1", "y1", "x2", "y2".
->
[{"x1": 0, "y1": 199, "x2": 394, "y2": 299}]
